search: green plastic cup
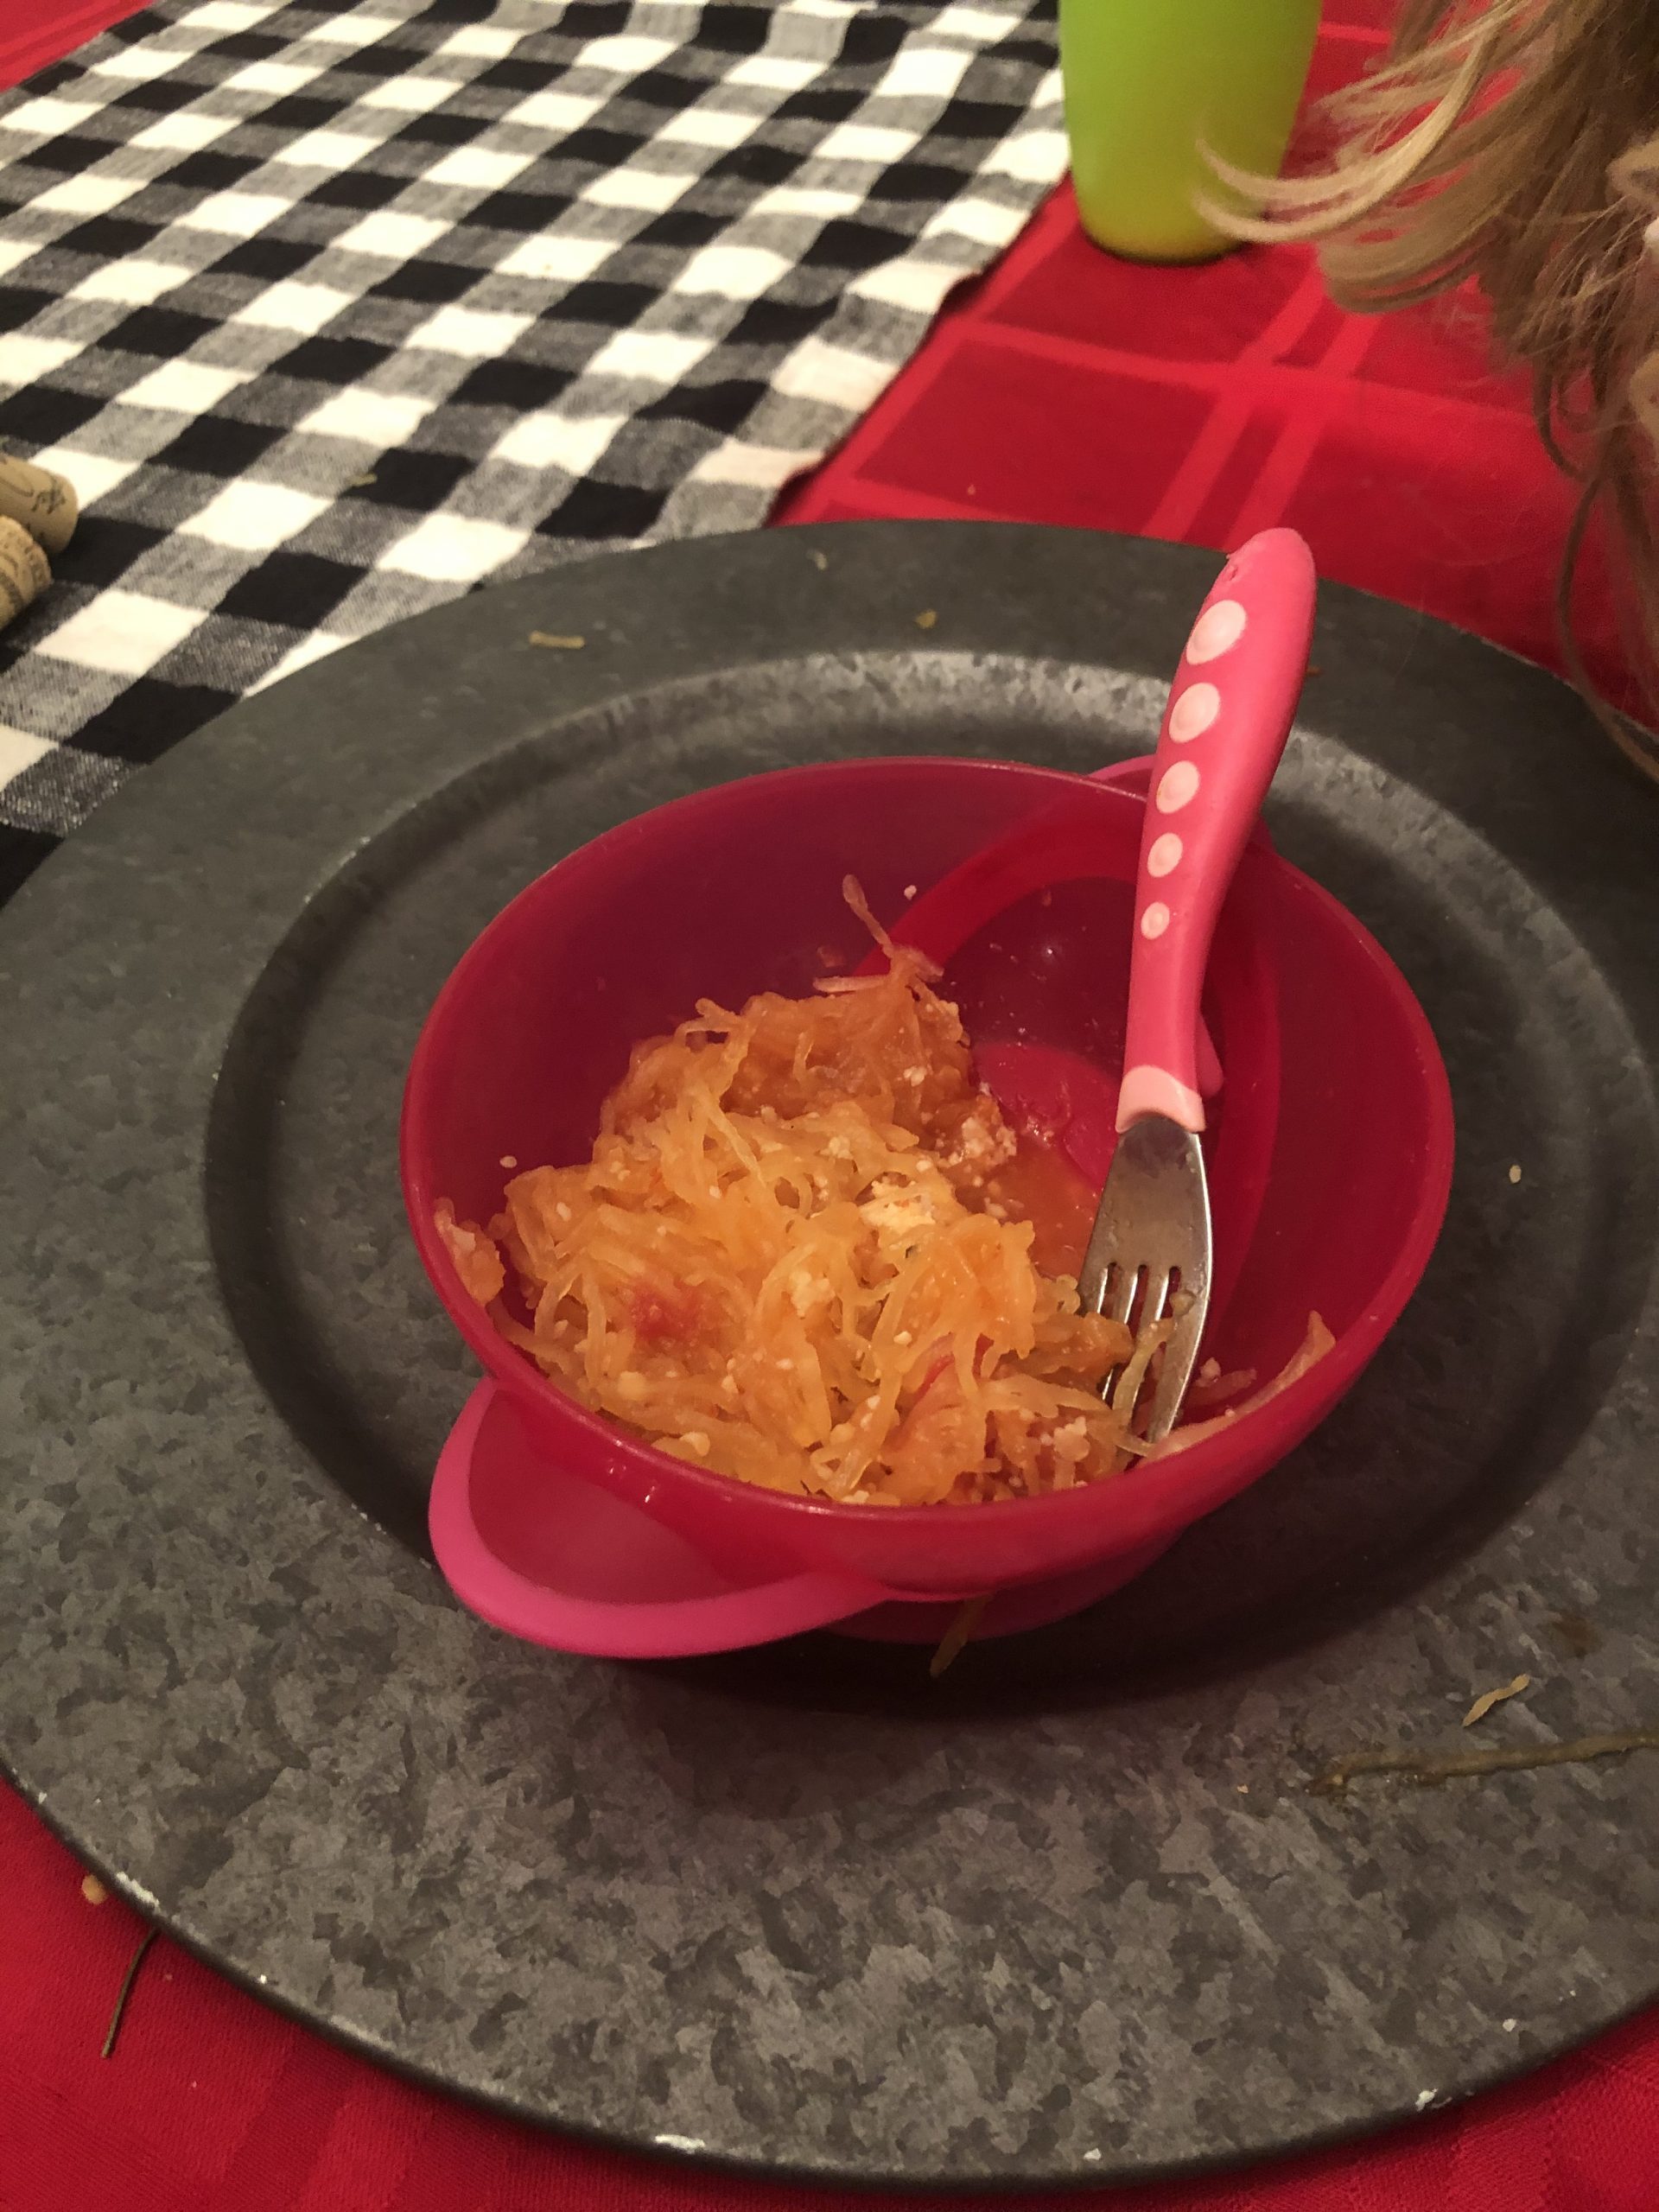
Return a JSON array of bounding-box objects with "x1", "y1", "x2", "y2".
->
[{"x1": 1059, "y1": 0, "x2": 1321, "y2": 264}]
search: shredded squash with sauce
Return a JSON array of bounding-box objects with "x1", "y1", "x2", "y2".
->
[{"x1": 435, "y1": 881, "x2": 1331, "y2": 1506}]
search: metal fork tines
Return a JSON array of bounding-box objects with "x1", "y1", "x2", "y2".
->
[{"x1": 1077, "y1": 1116, "x2": 1213, "y2": 1446}]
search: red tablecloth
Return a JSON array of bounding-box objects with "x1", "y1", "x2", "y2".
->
[{"x1": 8, "y1": 4, "x2": 1659, "y2": 2209}]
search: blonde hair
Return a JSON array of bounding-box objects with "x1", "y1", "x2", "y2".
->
[{"x1": 1210, "y1": 0, "x2": 1659, "y2": 776}]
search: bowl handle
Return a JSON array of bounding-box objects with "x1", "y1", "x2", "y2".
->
[{"x1": 429, "y1": 1384, "x2": 894, "y2": 1659}]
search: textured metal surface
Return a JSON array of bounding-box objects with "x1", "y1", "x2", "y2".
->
[{"x1": 2, "y1": 523, "x2": 1657, "y2": 2187}]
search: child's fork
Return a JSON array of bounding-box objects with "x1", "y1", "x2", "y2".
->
[{"x1": 1078, "y1": 528, "x2": 1317, "y2": 1442}]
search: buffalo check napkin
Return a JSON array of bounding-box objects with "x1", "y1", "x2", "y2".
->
[{"x1": 0, "y1": 0, "x2": 1065, "y2": 890}]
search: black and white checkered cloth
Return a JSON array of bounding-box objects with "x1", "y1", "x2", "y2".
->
[{"x1": 0, "y1": 0, "x2": 1064, "y2": 894}]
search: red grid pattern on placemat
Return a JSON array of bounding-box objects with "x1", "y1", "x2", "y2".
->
[
  {"x1": 778, "y1": 0, "x2": 1634, "y2": 721},
  {"x1": 779, "y1": 176, "x2": 1631, "y2": 717},
  {"x1": 7, "y1": 2, "x2": 1659, "y2": 2209}
]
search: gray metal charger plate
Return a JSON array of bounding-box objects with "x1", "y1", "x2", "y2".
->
[{"x1": 3, "y1": 521, "x2": 1658, "y2": 2190}]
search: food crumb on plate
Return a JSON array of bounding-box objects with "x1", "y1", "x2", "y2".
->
[
  {"x1": 931, "y1": 1595, "x2": 988, "y2": 1678},
  {"x1": 915, "y1": 608, "x2": 938, "y2": 630},
  {"x1": 528, "y1": 630, "x2": 585, "y2": 650},
  {"x1": 904, "y1": 883, "x2": 918, "y2": 899},
  {"x1": 1415, "y1": 2089, "x2": 1436, "y2": 2112},
  {"x1": 1463, "y1": 1673, "x2": 1530, "y2": 1727},
  {"x1": 81, "y1": 1873, "x2": 107, "y2": 1905},
  {"x1": 499, "y1": 1154, "x2": 517, "y2": 1169},
  {"x1": 1509, "y1": 1164, "x2": 1522, "y2": 1184},
  {"x1": 1503, "y1": 2018, "x2": 1518, "y2": 2032}
]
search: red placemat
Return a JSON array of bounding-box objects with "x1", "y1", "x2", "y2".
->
[
  {"x1": 7, "y1": 5, "x2": 1659, "y2": 2209},
  {"x1": 0, "y1": 0, "x2": 146, "y2": 89},
  {"x1": 5, "y1": 1777, "x2": 1659, "y2": 2212},
  {"x1": 779, "y1": 37, "x2": 1630, "y2": 714}
]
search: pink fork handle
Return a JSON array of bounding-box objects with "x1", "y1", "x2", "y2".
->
[
  {"x1": 1084, "y1": 762, "x2": 1223, "y2": 1096},
  {"x1": 1118, "y1": 528, "x2": 1316, "y2": 1135}
]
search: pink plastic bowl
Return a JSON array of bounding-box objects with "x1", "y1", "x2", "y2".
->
[{"x1": 402, "y1": 756, "x2": 1452, "y2": 1605}]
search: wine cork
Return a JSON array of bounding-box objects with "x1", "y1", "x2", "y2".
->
[
  {"x1": 0, "y1": 453, "x2": 78, "y2": 556},
  {"x1": 0, "y1": 514, "x2": 51, "y2": 632}
]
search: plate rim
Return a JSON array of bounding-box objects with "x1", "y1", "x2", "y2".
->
[{"x1": 4, "y1": 518, "x2": 1659, "y2": 2189}]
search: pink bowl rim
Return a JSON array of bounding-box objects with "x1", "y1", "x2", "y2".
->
[{"x1": 401, "y1": 753, "x2": 1455, "y2": 1529}]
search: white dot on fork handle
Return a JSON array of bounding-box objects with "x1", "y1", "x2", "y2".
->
[
  {"x1": 1141, "y1": 901, "x2": 1171, "y2": 938},
  {"x1": 1169, "y1": 683, "x2": 1219, "y2": 742},
  {"x1": 1185, "y1": 600, "x2": 1247, "y2": 664},
  {"x1": 1156, "y1": 760, "x2": 1199, "y2": 813},
  {"x1": 1147, "y1": 832, "x2": 1182, "y2": 877}
]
